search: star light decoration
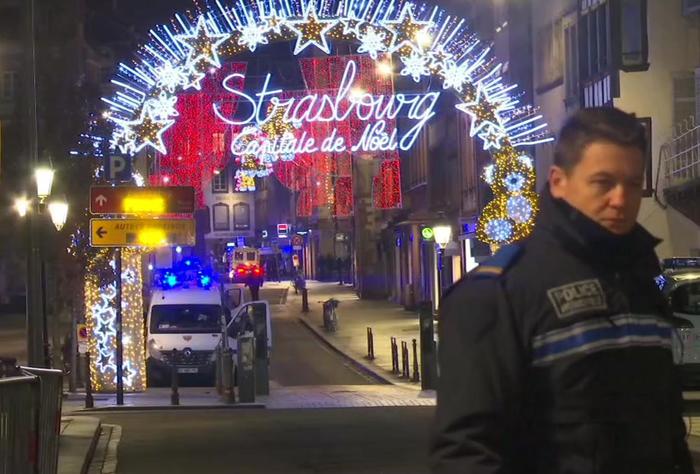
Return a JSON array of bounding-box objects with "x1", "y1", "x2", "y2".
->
[
  {"x1": 176, "y1": 16, "x2": 230, "y2": 69},
  {"x1": 99, "y1": 0, "x2": 554, "y2": 247},
  {"x1": 112, "y1": 107, "x2": 175, "y2": 155},
  {"x1": 287, "y1": 0, "x2": 336, "y2": 55},
  {"x1": 382, "y1": 3, "x2": 432, "y2": 52}
]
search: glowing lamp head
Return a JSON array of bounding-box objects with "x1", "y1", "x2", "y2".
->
[
  {"x1": 433, "y1": 224, "x2": 452, "y2": 249},
  {"x1": 14, "y1": 197, "x2": 30, "y2": 217},
  {"x1": 148, "y1": 264, "x2": 154, "y2": 271},
  {"x1": 176, "y1": 246, "x2": 183, "y2": 254},
  {"x1": 376, "y1": 62, "x2": 393, "y2": 76},
  {"x1": 48, "y1": 200, "x2": 69, "y2": 231},
  {"x1": 35, "y1": 167, "x2": 55, "y2": 201}
]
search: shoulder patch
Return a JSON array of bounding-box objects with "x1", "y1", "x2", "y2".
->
[{"x1": 471, "y1": 243, "x2": 523, "y2": 280}]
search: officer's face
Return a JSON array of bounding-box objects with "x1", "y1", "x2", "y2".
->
[{"x1": 549, "y1": 141, "x2": 645, "y2": 235}]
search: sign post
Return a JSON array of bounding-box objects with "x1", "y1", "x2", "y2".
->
[{"x1": 115, "y1": 248, "x2": 124, "y2": 405}]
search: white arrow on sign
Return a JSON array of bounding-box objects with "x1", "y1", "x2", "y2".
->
[{"x1": 95, "y1": 195, "x2": 107, "y2": 207}]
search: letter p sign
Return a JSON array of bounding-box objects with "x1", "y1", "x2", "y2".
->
[{"x1": 105, "y1": 155, "x2": 132, "y2": 183}]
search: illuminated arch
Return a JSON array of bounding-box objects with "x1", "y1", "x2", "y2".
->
[{"x1": 101, "y1": 0, "x2": 553, "y2": 246}]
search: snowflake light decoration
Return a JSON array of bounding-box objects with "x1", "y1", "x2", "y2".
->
[
  {"x1": 155, "y1": 61, "x2": 189, "y2": 93},
  {"x1": 504, "y1": 172, "x2": 526, "y2": 193},
  {"x1": 238, "y1": 23, "x2": 270, "y2": 52},
  {"x1": 357, "y1": 26, "x2": 388, "y2": 59},
  {"x1": 506, "y1": 196, "x2": 533, "y2": 224},
  {"x1": 145, "y1": 92, "x2": 179, "y2": 121},
  {"x1": 440, "y1": 60, "x2": 470, "y2": 92},
  {"x1": 400, "y1": 50, "x2": 430, "y2": 82}
]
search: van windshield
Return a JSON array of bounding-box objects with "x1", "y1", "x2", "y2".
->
[
  {"x1": 150, "y1": 304, "x2": 222, "y2": 333},
  {"x1": 672, "y1": 281, "x2": 700, "y2": 316}
]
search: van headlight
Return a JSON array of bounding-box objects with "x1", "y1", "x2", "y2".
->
[{"x1": 148, "y1": 339, "x2": 163, "y2": 359}]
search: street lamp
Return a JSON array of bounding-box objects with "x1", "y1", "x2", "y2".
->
[
  {"x1": 431, "y1": 223, "x2": 452, "y2": 314},
  {"x1": 433, "y1": 225, "x2": 453, "y2": 249},
  {"x1": 48, "y1": 200, "x2": 69, "y2": 231},
  {"x1": 35, "y1": 166, "x2": 55, "y2": 202},
  {"x1": 14, "y1": 165, "x2": 68, "y2": 367},
  {"x1": 14, "y1": 197, "x2": 30, "y2": 218}
]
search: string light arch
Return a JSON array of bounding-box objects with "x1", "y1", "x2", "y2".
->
[{"x1": 100, "y1": 0, "x2": 553, "y2": 246}]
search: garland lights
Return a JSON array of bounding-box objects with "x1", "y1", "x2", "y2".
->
[
  {"x1": 100, "y1": 0, "x2": 553, "y2": 246},
  {"x1": 85, "y1": 249, "x2": 146, "y2": 393}
]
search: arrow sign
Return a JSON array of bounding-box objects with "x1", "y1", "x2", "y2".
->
[
  {"x1": 90, "y1": 186, "x2": 195, "y2": 215},
  {"x1": 90, "y1": 218, "x2": 196, "y2": 248}
]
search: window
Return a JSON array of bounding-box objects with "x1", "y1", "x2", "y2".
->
[
  {"x1": 213, "y1": 203, "x2": 230, "y2": 231},
  {"x1": 150, "y1": 305, "x2": 222, "y2": 334},
  {"x1": 579, "y1": 1, "x2": 617, "y2": 107},
  {"x1": 0, "y1": 72, "x2": 17, "y2": 100},
  {"x1": 671, "y1": 282, "x2": 700, "y2": 316},
  {"x1": 213, "y1": 132, "x2": 226, "y2": 156},
  {"x1": 620, "y1": 0, "x2": 649, "y2": 71},
  {"x1": 535, "y1": 19, "x2": 564, "y2": 93},
  {"x1": 233, "y1": 203, "x2": 251, "y2": 230},
  {"x1": 563, "y1": 16, "x2": 579, "y2": 106},
  {"x1": 212, "y1": 168, "x2": 228, "y2": 193},
  {"x1": 673, "y1": 73, "x2": 696, "y2": 129}
]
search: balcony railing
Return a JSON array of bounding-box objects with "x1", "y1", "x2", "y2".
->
[{"x1": 663, "y1": 118, "x2": 700, "y2": 189}]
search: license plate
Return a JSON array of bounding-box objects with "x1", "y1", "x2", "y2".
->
[{"x1": 177, "y1": 367, "x2": 199, "y2": 374}]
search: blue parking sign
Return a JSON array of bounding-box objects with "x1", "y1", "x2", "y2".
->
[{"x1": 104, "y1": 154, "x2": 132, "y2": 183}]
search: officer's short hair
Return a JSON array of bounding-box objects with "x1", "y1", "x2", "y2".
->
[{"x1": 553, "y1": 107, "x2": 647, "y2": 172}]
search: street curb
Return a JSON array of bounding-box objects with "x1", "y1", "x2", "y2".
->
[
  {"x1": 74, "y1": 403, "x2": 266, "y2": 413},
  {"x1": 297, "y1": 316, "x2": 393, "y2": 385},
  {"x1": 58, "y1": 416, "x2": 101, "y2": 474}
]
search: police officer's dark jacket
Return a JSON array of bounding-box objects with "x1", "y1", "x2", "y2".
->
[{"x1": 430, "y1": 188, "x2": 693, "y2": 474}]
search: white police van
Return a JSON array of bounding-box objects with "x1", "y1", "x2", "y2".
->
[
  {"x1": 146, "y1": 262, "x2": 271, "y2": 386},
  {"x1": 660, "y1": 258, "x2": 700, "y2": 387}
]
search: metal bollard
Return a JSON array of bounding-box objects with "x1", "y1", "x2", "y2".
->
[
  {"x1": 390, "y1": 337, "x2": 399, "y2": 373},
  {"x1": 215, "y1": 346, "x2": 223, "y2": 395},
  {"x1": 366, "y1": 327, "x2": 375, "y2": 360},
  {"x1": 170, "y1": 350, "x2": 179, "y2": 406},
  {"x1": 84, "y1": 352, "x2": 94, "y2": 409},
  {"x1": 301, "y1": 288, "x2": 309, "y2": 313},
  {"x1": 401, "y1": 341, "x2": 409, "y2": 378},
  {"x1": 419, "y1": 301, "x2": 437, "y2": 390},
  {"x1": 221, "y1": 348, "x2": 235, "y2": 404},
  {"x1": 411, "y1": 339, "x2": 420, "y2": 382}
]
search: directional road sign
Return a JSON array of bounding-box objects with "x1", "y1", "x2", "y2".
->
[
  {"x1": 90, "y1": 218, "x2": 196, "y2": 248},
  {"x1": 90, "y1": 186, "x2": 195, "y2": 215}
]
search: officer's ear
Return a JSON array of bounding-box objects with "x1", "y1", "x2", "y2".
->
[{"x1": 548, "y1": 165, "x2": 568, "y2": 199}]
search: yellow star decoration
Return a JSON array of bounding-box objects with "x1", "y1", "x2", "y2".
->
[
  {"x1": 382, "y1": 3, "x2": 432, "y2": 53},
  {"x1": 263, "y1": 11, "x2": 287, "y2": 35},
  {"x1": 114, "y1": 107, "x2": 175, "y2": 155},
  {"x1": 288, "y1": 0, "x2": 337, "y2": 55},
  {"x1": 455, "y1": 84, "x2": 501, "y2": 137},
  {"x1": 176, "y1": 16, "x2": 230, "y2": 69}
]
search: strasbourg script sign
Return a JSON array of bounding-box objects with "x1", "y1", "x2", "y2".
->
[{"x1": 213, "y1": 60, "x2": 440, "y2": 156}]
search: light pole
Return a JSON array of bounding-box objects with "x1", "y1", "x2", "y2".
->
[
  {"x1": 15, "y1": 165, "x2": 69, "y2": 367},
  {"x1": 432, "y1": 223, "x2": 452, "y2": 313}
]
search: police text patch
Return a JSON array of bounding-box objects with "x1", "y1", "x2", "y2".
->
[{"x1": 547, "y1": 279, "x2": 608, "y2": 319}]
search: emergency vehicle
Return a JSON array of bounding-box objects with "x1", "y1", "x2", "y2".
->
[
  {"x1": 659, "y1": 258, "x2": 700, "y2": 387},
  {"x1": 146, "y1": 259, "x2": 271, "y2": 386},
  {"x1": 229, "y1": 246, "x2": 265, "y2": 284}
]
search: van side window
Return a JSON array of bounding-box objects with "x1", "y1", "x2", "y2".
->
[{"x1": 672, "y1": 282, "x2": 700, "y2": 315}]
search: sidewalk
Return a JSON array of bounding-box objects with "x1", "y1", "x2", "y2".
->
[
  {"x1": 285, "y1": 280, "x2": 434, "y2": 393},
  {"x1": 58, "y1": 415, "x2": 101, "y2": 474}
]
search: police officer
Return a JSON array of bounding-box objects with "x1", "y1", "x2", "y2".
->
[{"x1": 430, "y1": 107, "x2": 693, "y2": 473}]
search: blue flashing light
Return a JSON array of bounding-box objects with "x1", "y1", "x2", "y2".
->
[
  {"x1": 165, "y1": 273, "x2": 179, "y2": 288},
  {"x1": 199, "y1": 274, "x2": 212, "y2": 288},
  {"x1": 185, "y1": 259, "x2": 192, "y2": 266}
]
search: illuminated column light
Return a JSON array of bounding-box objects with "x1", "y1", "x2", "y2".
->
[{"x1": 85, "y1": 249, "x2": 146, "y2": 393}]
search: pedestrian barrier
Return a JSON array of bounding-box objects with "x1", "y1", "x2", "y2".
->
[
  {"x1": 21, "y1": 366, "x2": 63, "y2": 474},
  {"x1": 366, "y1": 327, "x2": 375, "y2": 360},
  {"x1": 0, "y1": 357, "x2": 63, "y2": 474},
  {"x1": 401, "y1": 341, "x2": 409, "y2": 378},
  {"x1": 390, "y1": 337, "x2": 399, "y2": 374}
]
